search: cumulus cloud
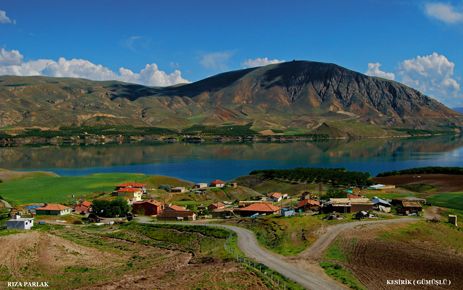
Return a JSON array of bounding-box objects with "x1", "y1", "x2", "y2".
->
[
  {"x1": 199, "y1": 51, "x2": 233, "y2": 71},
  {"x1": 425, "y1": 2, "x2": 463, "y2": 24},
  {"x1": 242, "y1": 57, "x2": 285, "y2": 68},
  {"x1": 365, "y1": 62, "x2": 395, "y2": 80},
  {"x1": 398, "y1": 52, "x2": 461, "y2": 102},
  {"x1": 0, "y1": 9, "x2": 14, "y2": 24},
  {"x1": 0, "y1": 48, "x2": 188, "y2": 86},
  {"x1": 366, "y1": 53, "x2": 462, "y2": 106}
]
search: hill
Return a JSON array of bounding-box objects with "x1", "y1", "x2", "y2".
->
[{"x1": 1, "y1": 60, "x2": 461, "y2": 137}]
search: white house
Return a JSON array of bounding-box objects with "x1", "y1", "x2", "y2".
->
[
  {"x1": 7, "y1": 215, "x2": 34, "y2": 230},
  {"x1": 194, "y1": 183, "x2": 208, "y2": 189}
]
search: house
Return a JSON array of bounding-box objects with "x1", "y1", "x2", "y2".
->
[
  {"x1": 6, "y1": 215, "x2": 34, "y2": 230},
  {"x1": 368, "y1": 184, "x2": 396, "y2": 190},
  {"x1": 116, "y1": 182, "x2": 147, "y2": 194},
  {"x1": 295, "y1": 199, "x2": 320, "y2": 212},
  {"x1": 371, "y1": 197, "x2": 391, "y2": 213},
  {"x1": 397, "y1": 201, "x2": 422, "y2": 215},
  {"x1": 194, "y1": 183, "x2": 208, "y2": 189},
  {"x1": 157, "y1": 205, "x2": 196, "y2": 221},
  {"x1": 112, "y1": 188, "x2": 143, "y2": 203},
  {"x1": 74, "y1": 201, "x2": 92, "y2": 214},
  {"x1": 132, "y1": 200, "x2": 164, "y2": 216},
  {"x1": 268, "y1": 192, "x2": 288, "y2": 202},
  {"x1": 281, "y1": 208, "x2": 296, "y2": 217},
  {"x1": 208, "y1": 202, "x2": 225, "y2": 211},
  {"x1": 235, "y1": 203, "x2": 280, "y2": 217},
  {"x1": 324, "y1": 198, "x2": 374, "y2": 214},
  {"x1": 391, "y1": 197, "x2": 427, "y2": 206},
  {"x1": 171, "y1": 187, "x2": 187, "y2": 193},
  {"x1": 35, "y1": 204, "x2": 72, "y2": 216},
  {"x1": 210, "y1": 179, "x2": 225, "y2": 188},
  {"x1": 211, "y1": 208, "x2": 235, "y2": 218}
]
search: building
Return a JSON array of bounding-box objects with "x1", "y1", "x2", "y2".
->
[
  {"x1": 157, "y1": 205, "x2": 196, "y2": 221},
  {"x1": 268, "y1": 192, "x2": 288, "y2": 202},
  {"x1": 74, "y1": 201, "x2": 92, "y2": 214},
  {"x1": 368, "y1": 184, "x2": 396, "y2": 190},
  {"x1": 281, "y1": 208, "x2": 296, "y2": 217},
  {"x1": 6, "y1": 215, "x2": 34, "y2": 230},
  {"x1": 35, "y1": 204, "x2": 72, "y2": 216},
  {"x1": 132, "y1": 200, "x2": 164, "y2": 216},
  {"x1": 116, "y1": 182, "x2": 147, "y2": 194},
  {"x1": 210, "y1": 179, "x2": 225, "y2": 188},
  {"x1": 112, "y1": 188, "x2": 143, "y2": 203},
  {"x1": 208, "y1": 202, "x2": 225, "y2": 211},
  {"x1": 371, "y1": 197, "x2": 391, "y2": 213},
  {"x1": 397, "y1": 201, "x2": 422, "y2": 215},
  {"x1": 391, "y1": 197, "x2": 427, "y2": 206},
  {"x1": 194, "y1": 183, "x2": 208, "y2": 189},
  {"x1": 324, "y1": 198, "x2": 374, "y2": 214},
  {"x1": 211, "y1": 208, "x2": 235, "y2": 218},
  {"x1": 235, "y1": 203, "x2": 280, "y2": 217},
  {"x1": 171, "y1": 187, "x2": 187, "y2": 193},
  {"x1": 295, "y1": 199, "x2": 320, "y2": 212}
]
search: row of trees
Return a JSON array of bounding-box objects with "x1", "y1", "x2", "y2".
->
[
  {"x1": 377, "y1": 166, "x2": 463, "y2": 177},
  {"x1": 250, "y1": 167, "x2": 372, "y2": 187}
]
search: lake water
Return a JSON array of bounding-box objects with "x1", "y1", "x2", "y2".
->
[{"x1": 1, "y1": 135, "x2": 463, "y2": 182}]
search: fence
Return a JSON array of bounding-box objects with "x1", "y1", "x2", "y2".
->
[{"x1": 223, "y1": 234, "x2": 302, "y2": 290}]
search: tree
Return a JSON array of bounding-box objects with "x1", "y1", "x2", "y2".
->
[{"x1": 92, "y1": 198, "x2": 130, "y2": 218}]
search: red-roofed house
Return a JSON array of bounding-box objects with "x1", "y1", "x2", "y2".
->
[
  {"x1": 115, "y1": 182, "x2": 147, "y2": 194},
  {"x1": 235, "y1": 203, "x2": 280, "y2": 217},
  {"x1": 132, "y1": 200, "x2": 164, "y2": 216},
  {"x1": 36, "y1": 204, "x2": 72, "y2": 216},
  {"x1": 112, "y1": 187, "x2": 143, "y2": 204},
  {"x1": 208, "y1": 202, "x2": 225, "y2": 211},
  {"x1": 157, "y1": 205, "x2": 196, "y2": 221},
  {"x1": 268, "y1": 192, "x2": 288, "y2": 202},
  {"x1": 210, "y1": 180, "x2": 225, "y2": 188},
  {"x1": 74, "y1": 201, "x2": 92, "y2": 214},
  {"x1": 295, "y1": 199, "x2": 320, "y2": 212}
]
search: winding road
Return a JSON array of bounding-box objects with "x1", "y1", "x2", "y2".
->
[{"x1": 137, "y1": 217, "x2": 418, "y2": 290}]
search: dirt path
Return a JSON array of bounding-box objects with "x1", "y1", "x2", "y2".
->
[{"x1": 297, "y1": 218, "x2": 418, "y2": 261}]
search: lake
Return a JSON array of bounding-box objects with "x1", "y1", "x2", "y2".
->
[{"x1": 1, "y1": 135, "x2": 463, "y2": 182}]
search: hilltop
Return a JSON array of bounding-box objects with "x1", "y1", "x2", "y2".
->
[{"x1": 0, "y1": 60, "x2": 461, "y2": 137}]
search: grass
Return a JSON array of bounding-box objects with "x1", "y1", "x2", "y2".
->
[
  {"x1": 0, "y1": 173, "x2": 192, "y2": 205},
  {"x1": 426, "y1": 192, "x2": 463, "y2": 210},
  {"x1": 378, "y1": 221, "x2": 463, "y2": 253},
  {"x1": 320, "y1": 240, "x2": 365, "y2": 290},
  {"x1": 225, "y1": 215, "x2": 324, "y2": 256}
]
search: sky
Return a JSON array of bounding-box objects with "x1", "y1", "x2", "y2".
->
[{"x1": 1, "y1": 0, "x2": 463, "y2": 106}]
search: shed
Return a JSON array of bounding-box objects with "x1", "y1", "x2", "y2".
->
[{"x1": 7, "y1": 216, "x2": 34, "y2": 230}]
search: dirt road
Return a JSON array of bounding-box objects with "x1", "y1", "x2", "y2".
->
[
  {"x1": 299, "y1": 218, "x2": 417, "y2": 260},
  {"x1": 137, "y1": 217, "x2": 418, "y2": 290}
]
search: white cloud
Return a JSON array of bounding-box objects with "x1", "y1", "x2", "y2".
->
[
  {"x1": 0, "y1": 9, "x2": 14, "y2": 24},
  {"x1": 242, "y1": 57, "x2": 285, "y2": 68},
  {"x1": 366, "y1": 53, "x2": 463, "y2": 106},
  {"x1": 365, "y1": 62, "x2": 395, "y2": 80},
  {"x1": 425, "y1": 2, "x2": 463, "y2": 24},
  {"x1": 199, "y1": 51, "x2": 233, "y2": 70},
  {"x1": 398, "y1": 52, "x2": 461, "y2": 103},
  {"x1": 0, "y1": 48, "x2": 188, "y2": 86},
  {"x1": 0, "y1": 48, "x2": 23, "y2": 65}
]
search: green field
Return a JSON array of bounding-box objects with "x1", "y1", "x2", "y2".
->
[
  {"x1": 426, "y1": 192, "x2": 463, "y2": 210},
  {"x1": 0, "y1": 173, "x2": 148, "y2": 205}
]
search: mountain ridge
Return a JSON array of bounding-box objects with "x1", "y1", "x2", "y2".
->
[{"x1": 0, "y1": 60, "x2": 461, "y2": 137}]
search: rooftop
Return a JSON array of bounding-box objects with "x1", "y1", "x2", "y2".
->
[
  {"x1": 238, "y1": 202, "x2": 280, "y2": 213},
  {"x1": 36, "y1": 204, "x2": 70, "y2": 211}
]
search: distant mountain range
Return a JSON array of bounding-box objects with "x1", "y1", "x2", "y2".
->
[{"x1": 0, "y1": 60, "x2": 461, "y2": 137}]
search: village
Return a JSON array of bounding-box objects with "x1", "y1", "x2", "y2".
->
[{"x1": 4, "y1": 178, "x2": 449, "y2": 231}]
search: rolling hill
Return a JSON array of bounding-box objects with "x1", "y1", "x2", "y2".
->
[{"x1": 0, "y1": 60, "x2": 461, "y2": 137}]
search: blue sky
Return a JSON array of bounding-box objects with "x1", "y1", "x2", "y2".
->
[{"x1": 1, "y1": 0, "x2": 463, "y2": 106}]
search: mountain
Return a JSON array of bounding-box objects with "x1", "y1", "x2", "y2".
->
[
  {"x1": 0, "y1": 60, "x2": 461, "y2": 137},
  {"x1": 453, "y1": 107, "x2": 463, "y2": 114}
]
